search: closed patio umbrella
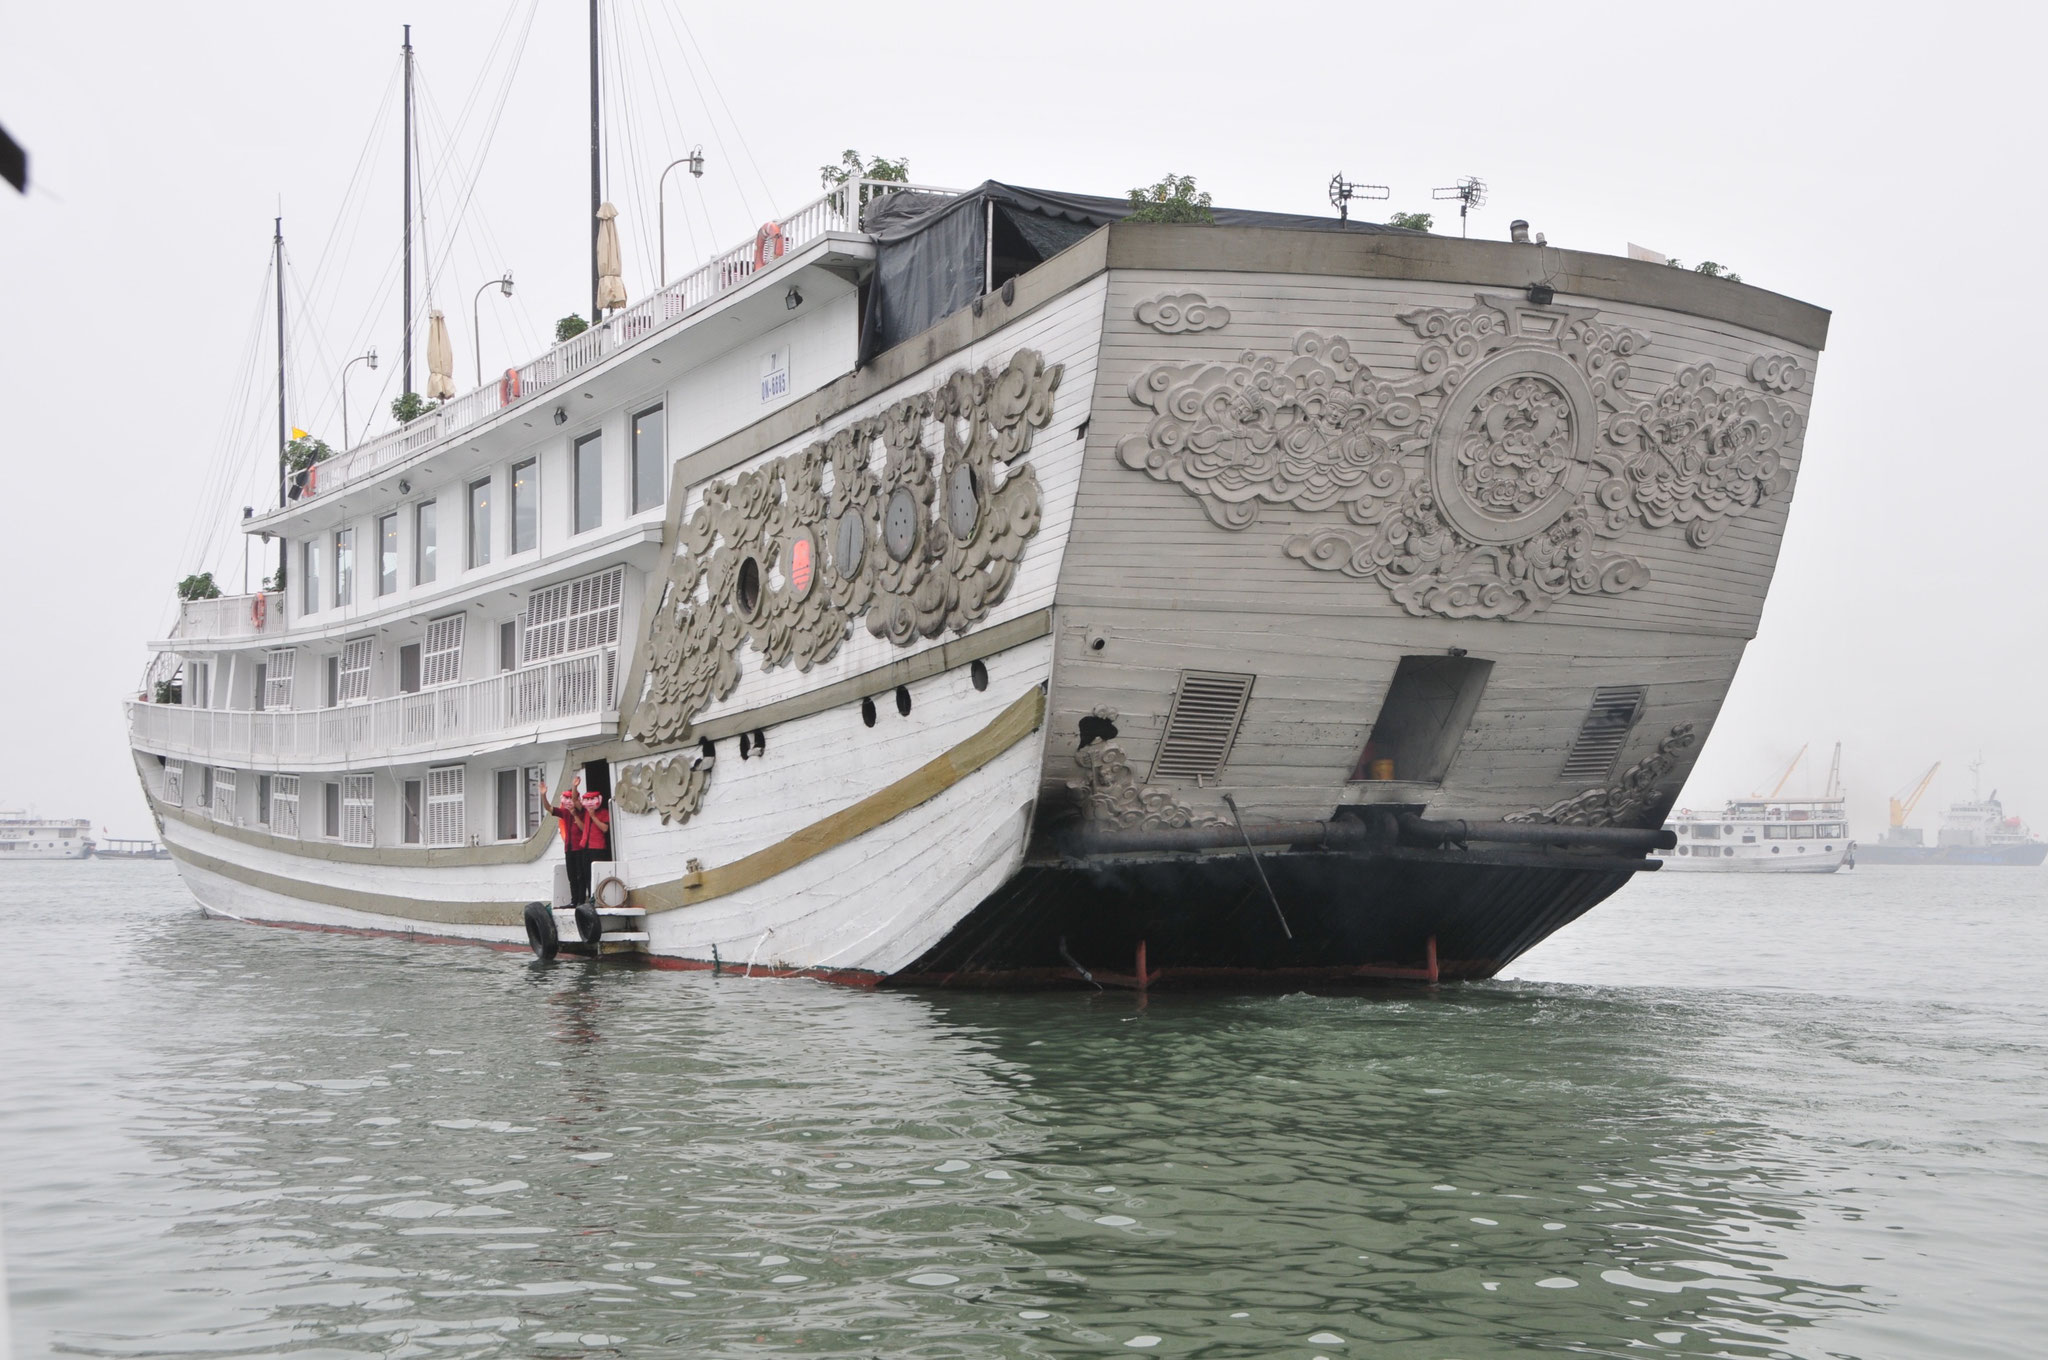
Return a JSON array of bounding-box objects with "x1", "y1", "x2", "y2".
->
[
  {"x1": 596, "y1": 201, "x2": 627, "y2": 311},
  {"x1": 426, "y1": 308, "x2": 456, "y2": 398}
]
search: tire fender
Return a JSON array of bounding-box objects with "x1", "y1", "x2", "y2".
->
[{"x1": 522, "y1": 901, "x2": 558, "y2": 960}]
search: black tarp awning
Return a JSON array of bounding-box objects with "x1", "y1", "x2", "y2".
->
[{"x1": 857, "y1": 181, "x2": 1412, "y2": 363}]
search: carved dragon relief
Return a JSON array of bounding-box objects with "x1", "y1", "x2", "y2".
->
[
  {"x1": 626, "y1": 350, "x2": 1061, "y2": 792},
  {"x1": 1067, "y1": 742, "x2": 1230, "y2": 831},
  {"x1": 1504, "y1": 724, "x2": 1697, "y2": 828},
  {"x1": 1117, "y1": 294, "x2": 1809, "y2": 620}
]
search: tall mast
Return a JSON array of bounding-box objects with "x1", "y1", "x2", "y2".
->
[
  {"x1": 274, "y1": 216, "x2": 288, "y2": 509},
  {"x1": 589, "y1": 0, "x2": 601, "y2": 324},
  {"x1": 402, "y1": 23, "x2": 415, "y2": 396}
]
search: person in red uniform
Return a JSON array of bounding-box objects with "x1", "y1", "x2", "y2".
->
[
  {"x1": 579, "y1": 789, "x2": 612, "y2": 892},
  {"x1": 541, "y1": 777, "x2": 589, "y2": 904}
]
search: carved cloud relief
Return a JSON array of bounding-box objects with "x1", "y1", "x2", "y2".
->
[
  {"x1": 625, "y1": 350, "x2": 1062, "y2": 801},
  {"x1": 1134, "y1": 291, "x2": 1232, "y2": 334},
  {"x1": 1117, "y1": 294, "x2": 1809, "y2": 620}
]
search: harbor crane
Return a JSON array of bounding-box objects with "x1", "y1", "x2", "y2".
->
[
  {"x1": 1889, "y1": 762, "x2": 1941, "y2": 828},
  {"x1": 1761, "y1": 744, "x2": 1808, "y2": 797}
]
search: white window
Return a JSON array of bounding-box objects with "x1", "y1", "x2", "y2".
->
[
  {"x1": 523, "y1": 566, "x2": 623, "y2": 663},
  {"x1": 422, "y1": 614, "x2": 465, "y2": 688},
  {"x1": 425, "y1": 765, "x2": 466, "y2": 847},
  {"x1": 337, "y1": 637, "x2": 373, "y2": 703},
  {"x1": 272, "y1": 775, "x2": 300, "y2": 838},
  {"x1": 263, "y1": 649, "x2": 296, "y2": 710},
  {"x1": 342, "y1": 774, "x2": 375, "y2": 846},
  {"x1": 211, "y1": 768, "x2": 237, "y2": 824},
  {"x1": 164, "y1": 762, "x2": 185, "y2": 807}
]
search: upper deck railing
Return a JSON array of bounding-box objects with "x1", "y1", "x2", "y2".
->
[
  {"x1": 170, "y1": 592, "x2": 286, "y2": 643},
  {"x1": 281, "y1": 179, "x2": 957, "y2": 511},
  {"x1": 127, "y1": 646, "x2": 618, "y2": 770}
]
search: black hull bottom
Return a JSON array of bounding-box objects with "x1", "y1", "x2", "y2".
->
[{"x1": 892, "y1": 848, "x2": 1648, "y2": 989}]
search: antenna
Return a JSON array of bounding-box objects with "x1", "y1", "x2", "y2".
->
[
  {"x1": 1328, "y1": 174, "x2": 1388, "y2": 224},
  {"x1": 1431, "y1": 176, "x2": 1488, "y2": 236}
]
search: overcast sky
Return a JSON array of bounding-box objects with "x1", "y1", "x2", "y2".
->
[{"x1": 4, "y1": 0, "x2": 2043, "y2": 840}]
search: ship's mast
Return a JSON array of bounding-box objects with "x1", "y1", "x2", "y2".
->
[
  {"x1": 589, "y1": 0, "x2": 601, "y2": 324},
  {"x1": 402, "y1": 23, "x2": 416, "y2": 397},
  {"x1": 274, "y1": 215, "x2": 287, "y2": 509}
]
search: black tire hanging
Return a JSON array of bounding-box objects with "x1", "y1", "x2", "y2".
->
[
  {"x1": 523, "y1": 901, "x2": 559, "y2": 960},
  {"x1": 574, "y1": 903, "x2": 604, "y2": 946}
]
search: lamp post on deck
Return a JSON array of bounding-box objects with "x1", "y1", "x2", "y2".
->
[
  {"x1": 472, "y1": 272, "x2": 515, "y2": 388},
  {"x1": 657, "y1": 147, "x2": 706, "y2": 285},
  {"x1": 340, "y1": 349, "x2": 378, "y2": 449}
]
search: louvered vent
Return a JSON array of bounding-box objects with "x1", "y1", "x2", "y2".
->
[
  {"x1": 1149, "y1": 670, "x2": 1256, "y2": 783},
  {"x1": 1560, "y1": 686, "x2": 1648, "y2": 782}
]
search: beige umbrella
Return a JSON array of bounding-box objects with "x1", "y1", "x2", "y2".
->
[
  {"x1": 425, "y1": 308, "x2": 457, "y2": 398},
  {"x1": 596, "y1": 201, "x2": 627, "y2": 310}
]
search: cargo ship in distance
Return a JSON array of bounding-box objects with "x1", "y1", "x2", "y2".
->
[
  {"x1": 1859, "y1": 763, "x2": 2046, "y2": 866},
  {"x1": 124, "y1": 25, "x2": 1831, "y2": 986}
]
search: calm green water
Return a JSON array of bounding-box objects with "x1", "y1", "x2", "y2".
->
[{"x1": 4, "y1": 862, "x2": 2044, "y2": 1359}]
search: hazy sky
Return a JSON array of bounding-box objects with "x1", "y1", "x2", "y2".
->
[{"x1": 4, "y1": 0, "x2": 2043, "y2": 839}]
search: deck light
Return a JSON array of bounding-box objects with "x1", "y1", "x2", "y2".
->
[
  {"x1": 1526, "y1": 283, "x2": 1555, "y2": 307},
  {"x1": 553, "y1": 407, "x2": 567, "y2": 425},
  {"x1": 786, "y1": 285, "x2": 803, "y2": 311}
]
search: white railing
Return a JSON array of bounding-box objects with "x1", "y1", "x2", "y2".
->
[
  {"x1": 169, "y1": 592, "x2": 285, "y2": 642},
  {"x1": 288, "y1": 180, "x2": 958, "y2": 507},
  {"x1": 128, "y1": 647, "x2": 617, "y2": 769}
]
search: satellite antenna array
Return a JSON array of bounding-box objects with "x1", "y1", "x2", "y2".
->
[
  {"x1": 1328, "y1": 174, "x2": 1389, "y2": 224},
  {"x1": 1431, "y1": 176, "x2": 1488, "y2": 236}
]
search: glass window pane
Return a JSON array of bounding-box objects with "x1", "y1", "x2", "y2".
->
[
  {"x1": 575, "y1": 434, "x2": 602, "y2": 534},
  {"x1": 303, "y1": 540, "x2": 320, "y2": 614},
  {"x1": 496, "y1": 769, "x2": 520, "y2": 840},
  {"x1": 333, "y1": 529, "x2": 353, "y2": 607},
  {"x1": 631, "y1": 406, "x2": 665, "y2": 514},
  {"x1": 469, "y1": 478, "x2": 492, "y2": 569},
  {"x1": 378, "y1": 514, "x2": 398, "y2": 595},
  {"x1": 416, "y1": 500, "x2": 437, "y2": 584},
  {"x1": 511, "y1": 459, "x2": 537, "y2": 554}
]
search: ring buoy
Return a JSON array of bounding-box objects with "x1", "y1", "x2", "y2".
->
[
  {"x1": 250, "y1": 592, "x2": 267, "y2": 628},
  {"x1": 522, "y1": 901, "x2": 559, "y2": 960},
  {"x1": 752, "y1": 221, "x2": 786, "y2": 269},
  {"x1": 500, "y1": 367, "x2": 521, "y2": 405}
]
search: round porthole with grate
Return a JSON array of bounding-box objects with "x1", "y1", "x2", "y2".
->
[
  {"x1": 834, "y1": 512, "x2": 865, "y2": 578},
  {"x1": 947, "y1": 464, "x2": 979, "y2": 542},
  {"x1": 884, "y1": 487, "x2": 919, "y2": 562},
  {"x1": 787, "y1": 529, "x2": 817, "y2": 601}
]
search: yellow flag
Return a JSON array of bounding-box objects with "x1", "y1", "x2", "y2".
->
[{"x1": 292, "y1": 427, "x2": 310, "y2": 440}]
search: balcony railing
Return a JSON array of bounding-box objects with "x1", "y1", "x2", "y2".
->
[
  {"x1": 170, "y1": 592, "x2": 285, "y2": 642},
  {"x1": 283, "y1": 179, "x2": 957, "y2": 508},
  {"x1": 128, "y1": 648, "x2": 618, "y2": 769}
]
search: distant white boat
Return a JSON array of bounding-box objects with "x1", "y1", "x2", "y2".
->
[
  {"x1": 1662, "y1": 797, "x2": 1852, "y2": 873},
  {"x1": 0, "y1": 811, "x2": 94, "y2": 861}
]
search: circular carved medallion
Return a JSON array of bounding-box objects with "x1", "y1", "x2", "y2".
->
[
  {"x1": 834, "y1": 512, "x2": 865, "y2": 579},
  {"x1": 883, "y1": 486, "x2": 920, "y2": 562},
  {"x1": 1428, "y1": 348, "x2": 1596, "y2": 546},
  {"x1": 947, "y1": 464, "x2": 979, "y2": 543}
]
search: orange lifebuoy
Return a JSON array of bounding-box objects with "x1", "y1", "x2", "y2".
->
[
  {"x1": 752, "y1": 221, "x2": 786, "y2": 269},
  {"x1": 500, "y1": 367, "x2": 522, "y2": 405},
  {"x1": 251, "y1": 592, "x2": 268, "y2": 628}
]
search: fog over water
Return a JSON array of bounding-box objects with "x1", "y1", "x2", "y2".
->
[{"x1": 4, "y1": 1, "x2": 2045, "y2": 831}]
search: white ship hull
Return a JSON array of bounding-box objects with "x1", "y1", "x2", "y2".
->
[
  {"x1": 0, "y1": 843, "x2": 94, "y2": 862},
  {"x1": 1659, "y1": 843, "x2": 1851, "y2": 873},
  {"x1": 130, "y1": 203, "x2": 1830, "y2": 985}
]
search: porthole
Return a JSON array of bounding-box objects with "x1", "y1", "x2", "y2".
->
[
  {"x1": 787, "y1": 529, "x2": 817, "y2": 601},
  {"x1": 861, "y1": 696, "x2": 877, "y2": 728},
  {"x1": 883, "y1": 487, "x2": 919, "y2": 562},
  {"x1": 1677, "y1": 845, "x2": 1688, "y2": 855},
  {"x1": 736, "y1": 556, "x2": 762, "y2": 616},
  {"x1": 1771, "y1": 846, "x2": 1780, "y2": 853},
  {"x1": 834, "y1": 512, "x2": 866, "y2": 579},
  {"x1": 895, "y1": 684, "x2": 912, "y2": 716},
  {"x1": 947, "y1": 464, "x2": 979, "y2": 542},
  {"x1": 970, "y1": 659, "x2": 988, "y2": 692}
]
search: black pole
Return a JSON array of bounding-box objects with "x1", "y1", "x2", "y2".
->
[
  {"x1": 589, "y1": 0, "x2": 600, "y2": 324},
  {"x1": 275, "y1": 216, "x2": 287, "y2": 509},
  {"x1": 403, "y1": 23, "x2": 415, "y2": 396}
]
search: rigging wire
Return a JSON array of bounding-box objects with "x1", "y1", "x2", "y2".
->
[
  {"x1": 645, "y1": 0, "x2": 758, "y2": 227},
  {"x1": 663, "y1": 1, "x2": 778, "y2": 217}
]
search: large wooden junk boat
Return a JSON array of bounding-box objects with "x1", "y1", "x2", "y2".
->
[{"x1": 128, "y1": 159, "x2": 1829, "y2": 984}]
